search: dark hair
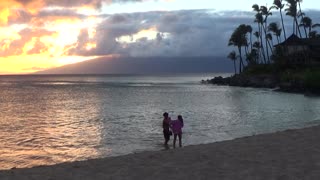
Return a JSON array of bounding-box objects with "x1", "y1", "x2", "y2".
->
[
  {"x1": 163, "y1": 112, "x2": 168, "y2": 117},
  {"x1": 178, "y1": 115, "x2": 183, "y2": 123}
]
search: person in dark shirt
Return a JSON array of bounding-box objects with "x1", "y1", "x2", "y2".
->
[{"x1": 162, "y1": 112, "x2": 172, "y2": 145}]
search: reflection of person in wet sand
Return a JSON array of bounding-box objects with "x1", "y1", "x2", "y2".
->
[
  {"x1": 170, "y1": 115, "x2": 184, "y2": 148},
  {"x1": 162, "y1": 112, "x2": 172, "y2": 146}
]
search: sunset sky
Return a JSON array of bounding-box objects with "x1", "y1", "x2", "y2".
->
[{"x1": 0, "y1": 0, "x2": 319, "y2": 74}]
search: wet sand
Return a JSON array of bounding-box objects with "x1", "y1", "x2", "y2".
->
[{"x1": 1, "y1": 125, "x2": 320, "y2": 180}]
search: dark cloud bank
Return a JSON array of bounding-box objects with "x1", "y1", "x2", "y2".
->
[
  {"x1": 35, "y1": 8, "x2": 320, "y2": 74},
  {"x1": 67, "y1": 9, "x2": 232, "y2": 57},
  {"x1": 68, "y1": 9, "x2": 320, "y2": 58}
]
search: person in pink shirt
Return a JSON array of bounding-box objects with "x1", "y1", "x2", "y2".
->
[{"x1": 170, "y1": 115, "x2": 184, "y2": 148}]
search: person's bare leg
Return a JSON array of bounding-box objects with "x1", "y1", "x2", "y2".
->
[
  {"x1": 164, "y1": 133, "x2": 169, "y2": 145},
  {"x1": 173, "y1": 134, "x2": 177, "y2": 148},
  {"x1": 178, "y1": 134, "x2": 182, "y2": 147},
  {"x1": 165, "y1": 136, "x2": 169, "y2": 145}
]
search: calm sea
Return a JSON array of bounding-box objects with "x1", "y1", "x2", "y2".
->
[{"x1": 0, "y1": 74, "x2": 320, "y2": 169}]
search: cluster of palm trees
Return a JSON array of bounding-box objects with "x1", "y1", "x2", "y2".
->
[{"x1": 228, "y1": 0, "x2": 320, "y2": 74}]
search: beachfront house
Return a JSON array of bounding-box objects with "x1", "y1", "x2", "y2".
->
[{"x1": 273, "y1": 34, "x2": 320, "y2": 64}]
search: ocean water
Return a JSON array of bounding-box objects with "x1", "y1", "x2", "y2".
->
[{"x1": 1, "y1": 74, "x2": 320, "y2": 169}]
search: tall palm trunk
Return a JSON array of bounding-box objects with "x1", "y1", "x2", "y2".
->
[
  {"x1": 258, "y1": 24, "x2": 267, "y2": 64},
  {"x1": 267, "y1": 39, "x2": 274, "y2": 54},
  {"x1": 279, "y1": 8, "x2": 287, "y2": 40},
  {"x1": 297, "y1": 1, "x2": 308, "y2": 38},
  {"x1": 308, "y1": 26, "x2": 312, "y2": 38},
  {"x1": 238, "y1": 46, "x2": 244, "y2": 73},
  {"x1": 245, "y1": 46, "x2": 249, "y2": 56},
  {"x1": 302, "y1": 23, "x2": 308, "y2": 38},
  {"x1": 233, "y1": 59, "x2": 237, "y2": 74},
  {"x1": 295, "y1": 17, "x2": 302, "y2": 37},
  {"x1": 263, "y1": 21, "x2": 270, "y2": 63},
  {"x1": 250, "y1": 33, "x2": 253, "y2": 51},
  {"x1": 292, "y1": 19, "x2": 295, "y2": 34}
]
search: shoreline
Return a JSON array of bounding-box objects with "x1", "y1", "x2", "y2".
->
[
  {"x1": 1, "y1": 125, "x2": 320, "y2": 179},
  {"x1": 202, "y1": 74, "x2": 320, "y2": 95}
]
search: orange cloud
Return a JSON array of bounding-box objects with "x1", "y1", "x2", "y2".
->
[
  {"x1": 0, "y1": 0, "x2": 165, "y2": 74},
  {"x1": 0, "y1": 0, "x2": 47, "y2": 25},
  {"x1": 0, "y1": 0, "x2": 103, "y2": 26},
  {"x1": 0, "y1": 1, "x2": 21, "y2": 25}
]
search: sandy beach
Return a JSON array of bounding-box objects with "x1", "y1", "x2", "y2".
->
[{"x1": 1, "y1": 125, "x2": 320, "y2": 180}]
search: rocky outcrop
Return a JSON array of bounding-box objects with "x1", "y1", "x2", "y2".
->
[
  {"x1": 203, "y1": 74, "x2": 279, "y2": 89},
  {"x1": 202, "y1": 74, "x2": 319, "y2": 95}
]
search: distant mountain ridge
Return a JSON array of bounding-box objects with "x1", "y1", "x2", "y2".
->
[{"x1": 35, "y1": 56, "x2": 233, "y2": 74}]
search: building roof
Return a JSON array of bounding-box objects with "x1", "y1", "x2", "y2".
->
[
  {"x1": 274, "y1": 34, "x2": 303, "y2": 47},
  {"x1": 274, "y1": 34, "x2": 320, "y2": 47}
]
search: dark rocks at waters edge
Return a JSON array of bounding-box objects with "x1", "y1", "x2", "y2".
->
[
  {"x1": 202, "y1": 74, "x2": 311, "y2": 94},
  {"x1": 202, "y1": 74, "x2": 279, "y2": 89}
]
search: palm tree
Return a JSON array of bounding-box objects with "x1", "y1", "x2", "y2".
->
[
  {"x1": 228, "y1": 24, "x2": 248, "y2": 73},
  {"x1": 296, "y1": 0, "x2": 308, "y2": 37},
  {"x1": 246, "y1": 49, "x2": 259, "y2": 65},
  {"x1": 266, "y1": 33, "x2": 274, "y2": 54},
  {"x1": 227, "y1": 51, "x2": 237, "y2": 74},
  {"x1": 299, "y1": 16, "x2": 312, "y2": 38},
  {"x1": 253, "y1": 32, "x2": 262, "y2": 63},
  {"x1": 252, "y1": 4, "x2": 260, "y2": 12},
  {"x1": 272, "y1": 0, "x2": 287, "y2": 40},
  {"x1": 253, "y1": 4, "x2": 267, "y2": 64},
  {"x1": 298, "y1": 12, "x2": 308, "y2": 37},
  {"x1": 299, "y1": 16, "x2": 320, "y2": 38},
  {"x1": 268, "y1": 22, "x2": 282, "y2": 44},
  {"x1": 308, "y1": 24, "x2": 320, "y2": 38},
  {"x1": 260, "y1": 5, "x2": 272, "y2": 63},
  {"x1": 285, "y1": 0, "x2": 302, "y2": 37},
  {"x1": 246, "y1": 25, "x2": 253, "y2": 51}
]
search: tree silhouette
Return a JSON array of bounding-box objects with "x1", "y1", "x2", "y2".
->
[
  {"x1": 227, "y1": 51, "x2": 237, "y2": 74},
  {"x1": 260, "y1": 5, "x2": 272, "y2": 63},
  {"x1": 228, "y1": 0, "x2": 320, "y2": 72},
  {"x1": 299, "y1": 16, "x2": 320, "y2": 38},
  {"x1": 271, "y1": 0, "x2": 287, "y2": 40},
  {"x1": 268, "y1": 22, "x2": 282, "y2": 44},
  {"x1": 253, "y1": 4, "x2": 267, "y2": 64},
  {"x1": 246, "y1": 25, "x2": 253, "y2": 52},
  {"x1": 228, "y1": 24, "x2": 248, "y2": 73},
  {"x1": 285, "y1": 0, "x2": 302, "y2": 37}
]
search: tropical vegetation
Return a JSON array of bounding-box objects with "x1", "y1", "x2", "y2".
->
[
  {"x1": 227, "y1": 0, "x2": 320, "y2": 75},
  {"x1": 226, "y1": 0, "x2": 320, "y2": 93}
]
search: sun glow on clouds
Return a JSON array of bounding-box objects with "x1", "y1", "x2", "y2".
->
[
  {"x1": 85, "y1": 43, "x2": 97, "y2": 50},
  {"x1": 117, "y1": 27, "x2": 167, "y2": 43},
  {"x1": 0, "y1": 27, "x2": 21, "y2": 50},
  {"x1": 0, "y1": 5, "x2": 102, "y2": 74}
]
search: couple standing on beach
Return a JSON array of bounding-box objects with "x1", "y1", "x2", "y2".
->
[{"x1": 162, "y1": 112, "x2": 184, "y2": 148}]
